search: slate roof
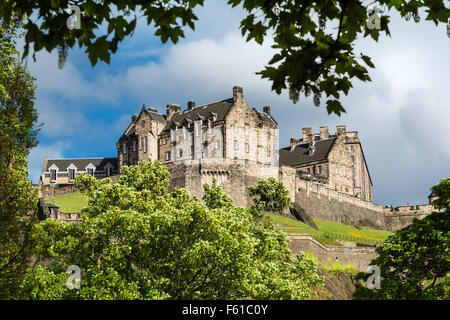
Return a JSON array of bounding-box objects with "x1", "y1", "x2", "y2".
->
[
  {"x1": 254, "y1": 109, "x2": 278, "y2": 126},
  {"x1": 161, "y1": 98, "x2": 234, "y2": 133},
  {"x1": 279, "y1": 138, "x2": 337, "y2": 167},
  {"x1": 145, "y1": 108, "x2": 165, "y2": 123},
  {"x1": 45, "y1": 158, "x2": 118, "y2": 171}
]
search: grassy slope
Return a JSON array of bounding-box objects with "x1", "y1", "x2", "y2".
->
[
  {"x1": 45, "y1": 191, "x2": 88, "y2": 213},
  {"x1": 267, "y1": 213, "x2": 392, "y2": 245},
  {"x1": 46, "y1": 192, "x2": 392, "y2": 245}
]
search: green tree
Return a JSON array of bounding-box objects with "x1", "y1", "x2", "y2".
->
[
  {"x1": 0, "y1": 19, "x2": 40, "y2": 299},
  {"x1": 1, "y1": 1, "x2": 448, "y2": 114},
  {"x1": 247, "y1": 177, "x2": 292, "y2": 215},
  {"x1": 353, "y1": 178, "x2": 450, "y2": 300},
  {"x1": 21, "y1": 161, "x2": 323, "y2": 299}
]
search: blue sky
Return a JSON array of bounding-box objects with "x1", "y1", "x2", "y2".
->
[{"x1": 24, "y1": 1, "x2": 450, "y2": 206}]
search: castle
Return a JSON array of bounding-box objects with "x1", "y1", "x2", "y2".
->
[{"x1": 40, "y1": 85, "x2": 435, "y2": 232}]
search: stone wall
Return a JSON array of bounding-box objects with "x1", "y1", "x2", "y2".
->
[
  {"x1": 37, "y1": 199, "x2": 80, "y2": 223},
  {"x1": 286, "y1": 176, "x2": 433, "y2": 232},
  {"x1": 39, "y1": 184, "x2": 79, "y2": 201},
  {"x1": 287, "y1": 234, "x2": 377, "y2": 271}
]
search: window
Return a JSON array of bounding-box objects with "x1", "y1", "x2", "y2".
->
[
  {"x1": 245, "y1": 143, "x2": 249, "y2": 153},
  {"x1": 178, "y1": 148, "x2": 183, "y2": 158},
  {"x1": 190, "y1": 146, "x2": 194, "y2": 155},
  {"x1": 336, "y1": 163, "x2": 339, "y2": 174},
  {"x1": 351, "y1": 155, "x2": 355, "y2": 163},
  {"x1": 343, "y1": 165, "x2": 346, "y2": 176},
  {"x1": 123, "y1": 142, "x2": 127, "y2": 154},
  {"x1": 166, "y1": 151, "x2": 171, "y2": 160},
  {"x1": 69, "y1": 169, "x2": 76, "y2": 181},
  {"x1": 349, "y1": 145, "x2": 355, "y2": 153},
  {"x1": 133, "y1": 160, "x2": 138, "y2": 165},
  {"x1": 105, "y1": 167, "x2": 111, "y2": 177},
  {"x1": 317, "y1": 166, "x2": 322, "y2": 174},
  {"x1": 352, "y1": 167, "x2": 356, "y2": 177},
  {"x1": 140, "y1": 137, "x2": 144, "y2": 150},
  {"x1": 209, "y1": 119, "x2": 214, "y2": 133},
  {"x1": 306, "y1": 168, "x2": 310, "y2": 173},
  {"x1": 234, "y1": 140, "x2": 238, "y2": 150},
  {"x1": 50, "y1": 169, "x2": 57, "y2": 182},
  {"x1": 203, "y1": 143, "x2": 208, "y2": 157},
  {"x1": 145, "y1": 136, "x2": 148, "y2": 153},
  {"x1": 87, "y1": 168, "x2": 94, "y2": 176},
  {"x1": 132, "y1": 140, "x2": 137, "y2": 152},
  {"x1": 245, "y1": 124, "x2": 249, "y2": 136},
  {"x1": 234, "y1": 121, "x2": 238, "y2": 133},
  {"x1": 267, "y1": 148, "x2": 271, "y2": 157},
  {"x1": 353, "y1": 179, "x2": 356, "y2": 187},
  {"x1": 196, "y1": 121, "x2": 201, "y2": 137},
  {"x1": 215, "y1": 140, "x2": 220, "y2": 150},
  {"x1": 184, "y1": 127, "x2": 188, "y2": 140}
]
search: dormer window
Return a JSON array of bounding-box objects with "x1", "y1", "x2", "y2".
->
[
  {"x1": 50, "y1": 169, "x2": 57, "y2": 182},
  {"x1": 68, "y1": 168, "x2": 76, "y2": 181},
  {"x1": 308, "y1": 146, "x2": 315, "y2": 156},
  {"x1": 349, "y1": 145, "x2": 355, "y2": 153}
]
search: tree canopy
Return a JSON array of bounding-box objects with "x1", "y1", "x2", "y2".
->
[
  {"x1": 1, "y1": 1, "x2": 448, "y2": 115},
  {"x1": 20, "y1": 161, "x2": 323, "y2": 299},
  {"x1": 0, "y1": 20, "x2": 40, "y2": 299},
  {"x1": 353, "y1": 178, "x2": 450, "y2": 300}
]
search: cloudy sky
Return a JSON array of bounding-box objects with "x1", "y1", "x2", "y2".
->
[{"x1": 24, "y1": 1, "x2": 449, "y2": 206}]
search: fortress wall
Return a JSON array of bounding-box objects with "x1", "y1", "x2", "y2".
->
[
  {"x1": 293, "y1": 178, "x2": 433, "y2": 232},
  {"x1": 170, "y1": 160, "x2": 279, "y2": 207},
  {"x1": 287, "y1": 234, "x2": 377, "y2": 271}
]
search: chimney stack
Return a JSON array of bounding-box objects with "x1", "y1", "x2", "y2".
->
[
  {"x1": 320, "y1": 126, "x2": 329, "y2": 140},
  {"x1": 132, "y1": 114, "x2": 137, "y2": 122},
  {"x1": 233, "y1": 85, "x2": 244, "y2": 102},
  {"x1": 302, "y1": 128, "x2": 312, "y2": 142},
  {"x1": 290, "y1": 138, "x2": 300, "y2": 151},
  {"x1": 308, "y1": 133, "x2": 315, "y2": 147},
  {"x1": 187, "y1": 100, "x2": 195, "y2": 110},
  {"x1": 263, "y1": 105, "x2": 271, "y2": 115},
  {"x1": 166, "y1": 103, "x2": 181, "y2": 119},
  {"x1": 337, "y1": 125, "x2": 346, "y2": 136}
]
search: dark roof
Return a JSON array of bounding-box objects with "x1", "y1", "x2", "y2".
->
[
  {"x1": 45, "y1": 158, "x2": 118, "y2": 171},
  {"x1": 254, "y1": 109, "x2": 278, "y2": 126},
  {"x1": 279, "y1": 138, "x2": 336, "y2": 167},
  {"x1": 161, "y1": 98, "x2": 234, "y2": 133},
  {"x1": 145, "y1": 108, "x2": 165, "y2": 123}
]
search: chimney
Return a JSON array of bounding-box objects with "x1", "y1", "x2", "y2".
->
[
  {"x1": 302, "y1": 128, "x2": 312, "y2": 142},
  {"x1": 263, "y1": 105, "x2": 271, "y2": 115},
  {"x1": 320, "y1": 126, "x2": 329, "y2": 140},
  {"x1": 337, "y1": 125, "x2": 346, "y2": 136},
  {"x1": 407, "y1": 202, "x2": 411, "y2": 207},
  {"x1": 132, "y1": 114, "x2": 137, "y2": 122},
  {"x1": 187, "y1": 100, "x2": 195, "y2": 110},
  {"x1": 290, "y1": 138, "x2": 300, "y2": 151},
  {"x1": 308, "y1": 133, "x2": 315, "y2": 147},
  {"x1": 166, "y1": 103, "x2": 181, "y2": 119},
  {"x1": 233, "y1": 85, "x2": 243, "y2": 102}
]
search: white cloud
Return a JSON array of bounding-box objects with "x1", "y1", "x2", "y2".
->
[{"x1": 27, "y1": 142, "x2": 68, "y2": 183}]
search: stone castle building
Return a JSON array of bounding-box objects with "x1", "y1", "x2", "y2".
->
[{"x1": 40, "y1": 85, "x2": 436, "y2": 231}]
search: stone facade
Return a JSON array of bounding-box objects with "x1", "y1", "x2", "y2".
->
[{"x1": 279, "y1": 126, "x2": 373, "y2": 202}]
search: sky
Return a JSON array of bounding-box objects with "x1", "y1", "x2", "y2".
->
[{"x1": 23, "y1": 1, "x2": 449, "y2": 206}]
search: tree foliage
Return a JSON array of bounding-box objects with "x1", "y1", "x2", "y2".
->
[
  {"x1": 20, "y1": 161, "x2": 323, "y2": 299},
  {"x1": 0, "y1": 19, "x2": 40, "y2": 299},
  {"x1": 353, "y1": 178, "x2": 450, "y2": 300},
  {"x1": 0, "y1": 1, "x2": 448, "y2": 115},
  {"x1": 247, "y1": 176, "x2": 292, "y2": 215}
]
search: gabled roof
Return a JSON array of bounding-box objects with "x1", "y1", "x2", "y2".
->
[
  {"x1": 161, "y1": 98, "x2": 234, "y2": 133},
  {"x1": 45, "y1": 158, "x2": 118, "y2": 171},
  {"x1": 254, "y1": 109, "x2": 277, "y2": 126},
  {"x1": 279, "y1": 138, "x2": 337, "y2": 167},
  {"x1": 144, "y1": 108, "x2": 165, "y2": 123}
]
